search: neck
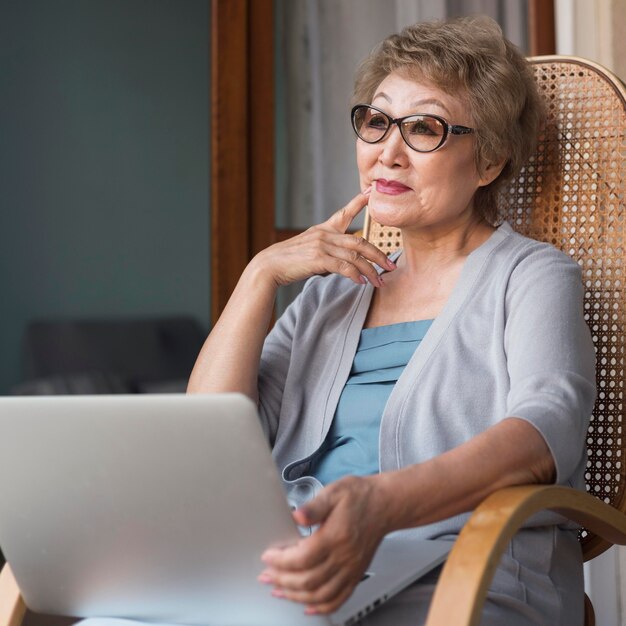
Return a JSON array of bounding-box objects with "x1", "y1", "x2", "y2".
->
[{"x1": 396, "y1": 213, "x2": 494, "y2": 275}]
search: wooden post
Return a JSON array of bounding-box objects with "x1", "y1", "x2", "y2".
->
[
  {"x1": 529, "y1": 0, "x2": 556, "y2": 56},
  {"x1": 210, "y1": 0, "x2": 275, "y2": 324},
  {"x1": 210, "y1": 0, "x2": 250, "y2": 324},
  {"x1": 249, "y1": 0, "x2": 276, "y2": 257}
]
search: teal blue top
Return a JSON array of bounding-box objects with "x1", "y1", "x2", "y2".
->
[{"x1": 310, "y1": 319, "x2": 433, "y2": 485}]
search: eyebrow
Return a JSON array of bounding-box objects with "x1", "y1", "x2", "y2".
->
[{"x1": 371, "y1": 92, "x2": 452, "y2": 116}]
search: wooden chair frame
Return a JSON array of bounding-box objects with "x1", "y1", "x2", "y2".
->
[
  {"x1": 0, "y1": 566, "x2": 24, "y2": 626},
  {"x1": 1, "y1": 55, "x2": 625, "y2": 626}
]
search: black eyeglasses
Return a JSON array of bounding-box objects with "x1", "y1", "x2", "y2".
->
[{"x1": 351, "y1": 104, "x2": 474, "y2": 153}]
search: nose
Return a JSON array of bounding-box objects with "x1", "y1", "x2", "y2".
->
[{"x1": 377, "y1": 124, "x2": 410, "y2": 168}]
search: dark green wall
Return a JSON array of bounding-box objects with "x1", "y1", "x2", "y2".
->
[{"x1": 0, "y1": 0, "x2": 210, "y2": 393}]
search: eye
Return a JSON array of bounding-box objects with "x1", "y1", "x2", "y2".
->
[
  {"x1": 366, "y1": 113, "x2": 388, "y2": 130},
  {"x1": 404, "y1": 118, "x2": 439, "y2": 136}
]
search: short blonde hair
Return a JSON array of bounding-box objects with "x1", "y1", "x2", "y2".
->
[{"x1": 353, "y1": 16, "x2": 544, "y2": 223}]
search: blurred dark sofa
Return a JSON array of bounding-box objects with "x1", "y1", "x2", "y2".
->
[{"x1": 11, "y1": 316, "x2": 206, "y2": 395}]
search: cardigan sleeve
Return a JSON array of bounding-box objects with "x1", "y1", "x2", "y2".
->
[
  {"x1": 504, "y1": 245, "x2": 596, "y2": 484},
  {"x1": 257, "y1": 284, "x2": 307, "y2": 445}
]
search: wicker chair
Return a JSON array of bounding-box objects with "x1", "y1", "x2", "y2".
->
[
  {"x1": 0, "y1": 55, "x2": 624, "y2": 626},
  {"x1": 365, "y1": 56, "x2": 626, "y2": 626}
]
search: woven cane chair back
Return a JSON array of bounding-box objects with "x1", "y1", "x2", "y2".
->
[{"x1": 364, "y1": 56, "x2": 626, "y2": 560}]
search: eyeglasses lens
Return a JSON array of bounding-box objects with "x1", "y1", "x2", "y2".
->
[
  {"x1": 353, "y1": 106, "x2": 445, "y2": 152},
  {"x1": 354, "y1": 107, "x2": 389, "y2": 142},
  {"x1": 401, "y1": 116, "x2": 444, "y2": 152}
]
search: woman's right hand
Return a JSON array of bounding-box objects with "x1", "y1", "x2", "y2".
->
[{"x1": 254, "y1": 189, "x2": 397, "y2": 288}]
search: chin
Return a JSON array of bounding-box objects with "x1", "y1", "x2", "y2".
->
[{"x1": 367, "y1": 199, "x2": 410, "y2": 228}]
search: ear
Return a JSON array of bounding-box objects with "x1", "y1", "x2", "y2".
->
[{"x1": 478, "y1": 159, "x2": 507, "y2": 187}]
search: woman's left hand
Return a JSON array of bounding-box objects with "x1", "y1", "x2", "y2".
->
[{"x1": 258, "y1": 475, "x2": 393, "y2": 615}]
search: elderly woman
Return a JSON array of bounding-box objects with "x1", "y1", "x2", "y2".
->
[{"x1": 188, "y1": 15, "x2": 595, "y2": 626}]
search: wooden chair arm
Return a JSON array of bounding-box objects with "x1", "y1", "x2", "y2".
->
[
  {"x1": 425, "y1": 485, "x2": 626, "y2": 626},
  {"x1": 0, "y1": 565, "x2": 26, "y2": 626}
]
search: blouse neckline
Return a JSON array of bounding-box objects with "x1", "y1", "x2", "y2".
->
[{"x1": 361, "y1": 319, "x2": 434, "y2": 332}]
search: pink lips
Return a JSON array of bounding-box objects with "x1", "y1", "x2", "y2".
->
[{"x1": 375, "y1": 179, "x2": 412, "y2": 195}]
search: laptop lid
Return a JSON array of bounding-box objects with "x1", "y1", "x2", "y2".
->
[{"x1": 0, "y1": 394, "x2": 449, "y2": 626}]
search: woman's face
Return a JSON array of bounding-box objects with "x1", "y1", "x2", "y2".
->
[{"x1": 356, "y1": 72, "x2": 497, "y2": 233}]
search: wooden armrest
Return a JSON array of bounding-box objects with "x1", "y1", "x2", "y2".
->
[
  {"x1": 424, "y1": 485, "x2": 626, "y2": 626},
  {"x1": 0, "y1": 565, "x2": 26, "y2": 626}
]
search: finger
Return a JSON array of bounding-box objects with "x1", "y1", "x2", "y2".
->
[
  {"x1": 320, "y1": 242, "x2": 384, "y2": 287},
  {"x1": 348, "y1": 233, "x2": 397, "y2": 272},
  {"x1": 259, "y1": 558, "x2": 333, "y2": 593},
  {"x1": 305, "y1": 584, "x2": 356, "y2": 615},
  {"x1": 325, "y1": 256, "x2": 374, "y2": 287},
  {"x1": 262, "y1": 533, "x2": 329, "y2": 571},
  {"x1": 275, "y1": 569, "x2": 355, "y2": 611},
  {"x1": 327, "y1": 189, "x2": 371, "y2": 234},
  {"x1": 292, "y1": 487, "x2": 334, "y2": 527},
  {"x1": 322, "y1": 230, "x2": 397, "y2": 274}
]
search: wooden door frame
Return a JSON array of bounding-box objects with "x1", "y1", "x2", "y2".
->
[
  {"x1": 210, "y1": 0, "x2": 272, "y2": 323},
  {"x1": 529, "y1": 0, "x2": 556, "y2": 56},
  {"x1": 210, "y1": 0, "x2": 555, "y2": 324}
]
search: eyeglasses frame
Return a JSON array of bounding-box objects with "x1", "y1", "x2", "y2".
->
[{"x1": 350, "y1": 103, "x2": 474, "y2": 153}]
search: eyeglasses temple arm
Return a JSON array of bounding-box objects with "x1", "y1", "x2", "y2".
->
[{"x1": 450, "y1": 125, "x2": 474, "y2": 135}]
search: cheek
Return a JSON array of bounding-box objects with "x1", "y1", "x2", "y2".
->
[
  {"x1": 410, "y1": 150, "x2": 479, "y2": 189},
  {"x1": 449, "y1": 148, "x2": 482, "y2": 183},
  {"x1": 356, "y1": 141, "x2": 376, "y2": 181}
]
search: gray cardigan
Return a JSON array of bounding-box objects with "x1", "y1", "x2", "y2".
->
[{"x1": 258, "y1": 222, "x2": 596, "y2": 538}]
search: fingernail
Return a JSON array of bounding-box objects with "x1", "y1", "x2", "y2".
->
[
  {"x1": 360, "y1": 275, "x2": 367, "y2": 285},
  {"x1": 305, "y1": 607, "x2": 318, "y2": 615},
  {"x1": 387, "y1": 258, "x2": 396, "y2": 269},
  {"x1": 272, "y1": 589, "x2": 286, "y2": 598},
  {"x1": 378, "y1": 276, "x2": 384, "y2": 286},
  {"x1": 363, "y1": 186, "x2": 372, "y2": 195},
  {"x1": 257, "y1": 571, "x2": 273, "y2": 584}
]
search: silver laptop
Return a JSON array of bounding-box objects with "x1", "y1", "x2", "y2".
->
[{"x1": 0, "y1": 394, "x2": 450, "y2": 626}]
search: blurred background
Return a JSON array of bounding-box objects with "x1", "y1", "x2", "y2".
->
[{"x1": 0, "y1": 0, "x2": 210, "y2": 397}]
